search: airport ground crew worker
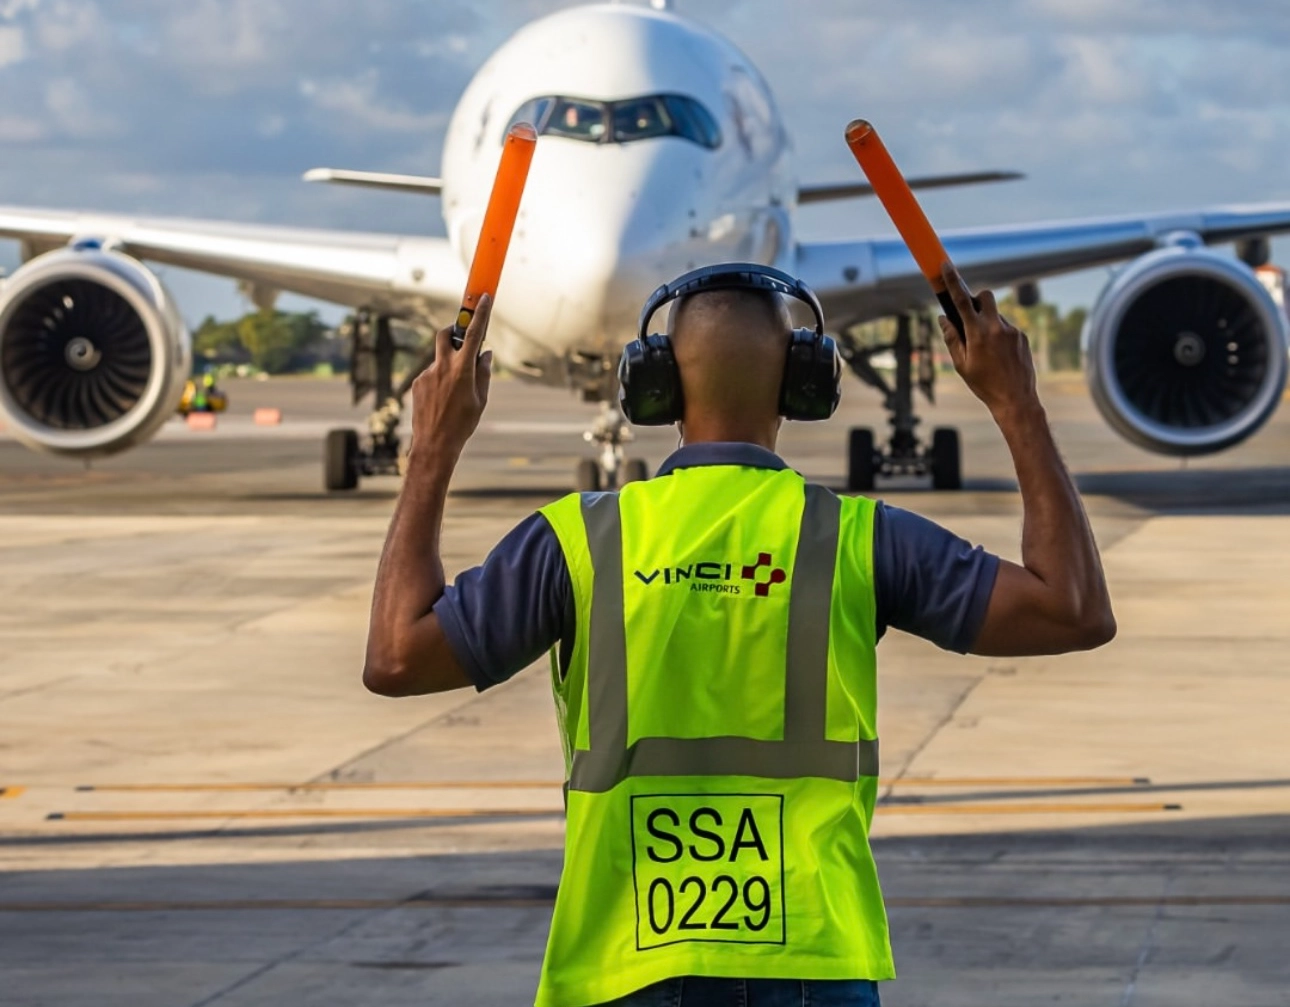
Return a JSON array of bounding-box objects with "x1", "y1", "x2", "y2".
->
[{"x1": 364, "y1": 262, "x2": 1116, "y2": 1007}]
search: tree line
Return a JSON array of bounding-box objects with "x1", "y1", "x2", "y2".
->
[
  {"x1": 849, "y1": 297, "x2": 1088, "y2": 372},
  {"x1": 193, "y1": 310, "x2": 346, "y2": 375},
  {"x1": 196, "y1": 298, "x2": 1090, "y2": 377},
  {"x1": 994, "y1": 296, "x2": 1088, "y2": 372}
]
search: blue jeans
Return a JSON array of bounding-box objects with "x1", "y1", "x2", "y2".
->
[{"x1": 600, "y1": 977, "x2": 881, "y2": 1006}]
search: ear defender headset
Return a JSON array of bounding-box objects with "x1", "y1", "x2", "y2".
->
[{"x1": 617, "y1": 262, "x2": 842, "y2": 426}]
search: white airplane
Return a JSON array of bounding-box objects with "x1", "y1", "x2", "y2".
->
[{"x1": 1, "y1": 0, "x2": 1289, "y2": 492}]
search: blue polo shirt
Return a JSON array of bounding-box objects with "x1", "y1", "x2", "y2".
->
[{"x1": 435, "y1": 443, "x2": 1000, "y2": 692}]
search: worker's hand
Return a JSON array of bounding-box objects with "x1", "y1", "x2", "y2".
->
[
  {"x1": 937, "y1": 262, "x2": 1039, "y2": 423},
  {"x1": 409, "y1": 294, "x2": 494, "y2": 465}
]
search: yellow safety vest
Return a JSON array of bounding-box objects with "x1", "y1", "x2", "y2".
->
[{"x1": 536, "y1": 463, "x2": 893, "y2": 1007}]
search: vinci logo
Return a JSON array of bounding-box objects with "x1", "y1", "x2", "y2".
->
[
  {"x1": 741, "y1": 553, "x2": 787, "y2": 598},
  {"x1": 633, "y1": 553, "x2": 787, "y2": 598}
]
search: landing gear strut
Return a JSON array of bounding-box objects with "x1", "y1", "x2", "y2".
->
[
  {"x1": 838, "y1": 312, "x2": 962, "y2": 492},
  {"x1": 577, "y1": 402, "x2": 649, "y2": 491},
  {"x1": 325, "y1": 311, "x2": 429, "y2": 492}
]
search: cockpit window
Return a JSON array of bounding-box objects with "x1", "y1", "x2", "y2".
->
[
  {"x1": 504, "y1": 93, "x2": 721, "y2": 149},
  {"x1": 612, "y1": 97, "x2": 670, "y2": 142},
  {"x1": 505, "y1": 97, "x2": 553, "y2": 138},
  {"x1": 547, "y1": 98, "x2": 608, "y2": 141},
  {"x1": 660, "y1": 94, "x2": 722, "y2": 149}
]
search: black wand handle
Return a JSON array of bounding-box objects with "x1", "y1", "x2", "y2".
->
[
  {"x1": 936, "y1": 289, "x2": 982, "y2": 341},
  {"x1": 450, "y1": 306, "x2": 473, "y2": 350}
]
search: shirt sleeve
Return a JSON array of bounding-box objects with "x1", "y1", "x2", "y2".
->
[
  {"x1": 432, "y1": 512, "x2": 571, "y2": 691},
  {"x1": 872, "y1": 502, "x2": 1000, "y2": 654}
]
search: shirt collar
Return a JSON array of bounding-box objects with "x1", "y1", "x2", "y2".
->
[{"x1": 655, "y1": 442, "x2": 788, "y2": 477}]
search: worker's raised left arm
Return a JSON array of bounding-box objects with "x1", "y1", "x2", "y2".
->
[
  {"x1": 936, "y1": 266, "x2": 1115, "y2": 656},
  {"x1": 363, "y1": 296, "x2": 493, "y2": 696}
]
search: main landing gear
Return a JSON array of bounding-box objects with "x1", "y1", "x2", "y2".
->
[
  {"x1": 576, "y1": 402, "x2": 649, "y2": 491},
  {"x1": 838, "y1": 312, "x2": 962, "y2": 493},
  {"x1": 325, "y1": 310, "x2": 425, "y2": 492},
  {"x1": 323, "y1": 310, "x2": 651, "y2": 493}
]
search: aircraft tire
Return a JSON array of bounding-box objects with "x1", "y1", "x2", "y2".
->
[
  {"x1": 930, "y1": 427, "x2": 962, "y2": 491},
  {"x1": 324, "y1": 428, "x2": 361, "y2": 492},
  {"x1": 847, "y1": 427, "x2": 876, "y2": 492},
  {"x1": 575, "y1": 458, "x2": 602, "y2": 493},
  {"x1": 622, "y1": 458, "x2": 650, "y2": 485}
]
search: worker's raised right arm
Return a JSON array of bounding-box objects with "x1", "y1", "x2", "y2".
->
[{"x1": 937, "y1": 263, "x2": 1116, "y2": 656}]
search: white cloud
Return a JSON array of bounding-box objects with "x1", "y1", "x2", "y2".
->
[
  {"x1": 0, "y1": 0, "x2": 40, "y2": 19},
  {"x1": 256, "y1": 113, "x2": 286, "y2": 138},
  {"x1": 45, "y1": 76, "x2": 120, "y2": 137},
  {"x1": 415, "y1": 32, "x2": 470, "y2": 58},
  {"x1": 0, "y1": 24, "x2": 23, "y2": 64},
  {"x1": 299, "y1": 71, "x2": 449, "y2": 134},
  {"x1": 104, "y1": 172, "x2": 164, "y2": 195},
  {"x1": 0, "y1": 113, "x2": 43, "y2": 141},
  {"x1": 3, "y1": 0, "x2": 1290, "y2": 320},
  {"x1": 32, "y1": 0, "x2": 105, "y2": 51},
  {"x1": 162, "y1": 0, "x2": 283, "y2": 70},
  {"x1": 1056, "y1": 36, "x2": 1153, "y2": 106}
]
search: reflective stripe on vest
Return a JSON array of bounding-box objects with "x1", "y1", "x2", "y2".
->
[{"x1": 568, "y1": 483, "x2": 880, "y2": 793}]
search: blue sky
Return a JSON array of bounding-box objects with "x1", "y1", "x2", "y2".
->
[{"x1": 2, "y1": 0, "x2": 1290, "y2": 325}]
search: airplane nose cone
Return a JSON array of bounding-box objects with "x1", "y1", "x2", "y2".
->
[{"x1": 496, "y1": 141, "x2": 705, "y2": 357}]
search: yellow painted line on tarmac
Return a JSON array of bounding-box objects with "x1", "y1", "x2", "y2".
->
[
  {"x1": 2, "y1": 893, "x2": 1286, "y2": 913},
  {"x1": 76, "y1": 781, "x2": 559, "y2": 793},
  {"x1": 74, "y1": 776, "x2": 1150, "y2": 793},
  {"x1": 887, "y1": 776, "x2": 1150, "y2": 787},
  {"x1": 47, "y1": 808, "x2": 562, "y2": 822},
  {"x1": 0, "y1": 787, "x2": 24, "y2": 799},
  {"x1": 878, "y1": 801, "x2": 1181, "y2": 815}
]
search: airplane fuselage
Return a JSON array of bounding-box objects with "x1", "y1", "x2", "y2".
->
[{"x1": 436, "y1": 4, "x2": 795, "y2": 396}]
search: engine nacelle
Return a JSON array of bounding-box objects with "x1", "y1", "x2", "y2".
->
[
  {"x1": 0, "y1": 247, "x2": 191, "y2": 458},
  {"x1": 1084, "y1": 247, "x2": 1289, "y2": 456}
]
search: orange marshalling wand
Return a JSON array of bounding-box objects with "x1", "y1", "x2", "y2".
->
[
  {"x1": 452, "y1": 122, "x2": 538, "y2": 347},
  {"x1": 845, "y1": 118, "x2": 976, "y2": 337}
]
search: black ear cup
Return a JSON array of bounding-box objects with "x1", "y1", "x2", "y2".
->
[
  {"x1": 779, "y1": 329, "x2": 842, "y2": 421},
  {"x1": 618, "y1": 334, "x2": 683, "y2": 425}
]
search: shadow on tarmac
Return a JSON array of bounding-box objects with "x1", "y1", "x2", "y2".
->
[
  {"x1": 1, "y1": 815, "x2": 1287, "y2": 1004},
  {"x1": 1075, "y1": 465, "x2": 1290, "y2": 514}
]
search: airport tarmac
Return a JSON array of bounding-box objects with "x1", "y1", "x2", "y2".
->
[{"x1": 2, "y1": 372, "x2": 1289, "y2": 1006}]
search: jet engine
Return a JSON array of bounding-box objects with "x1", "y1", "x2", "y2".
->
[
  {"x1": 0, "y1": 247, "x2": 190, "y2": 458},
  {"x1": 1084, "y1": 246, "x2": 1288, "y2": 456}
]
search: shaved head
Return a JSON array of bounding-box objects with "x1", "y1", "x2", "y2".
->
[{"x1": 667, "y1": 287, "x2": 792, "y2": 437}]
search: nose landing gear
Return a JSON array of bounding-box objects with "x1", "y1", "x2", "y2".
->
[
  {"x1": 577, "y1": 402, "x2": 649, "y2": 491},
  {"x1": 839, "y1": 311, "x2": 962, "y2": 492}
]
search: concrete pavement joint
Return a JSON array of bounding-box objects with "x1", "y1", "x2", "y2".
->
[
  {"x1": 882, "y1": 672, "x2": 987, "y2": 801},
  {"x1": 182, "y1": 899, "x2": 380, "y2": 1007},
  {"x1": 0, "y1": 673, "x2": 80, "y2": 704},
  {"x1": 1119, "y1": 875, "x2": 1172, "y2": 1007},
  {"x1": 308, "y1": 675, "x2": 529, "y2": 788}
]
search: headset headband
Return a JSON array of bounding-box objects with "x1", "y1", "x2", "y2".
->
[{"x1": 637, "y1": 262, "x2": 826, "y2": 340}]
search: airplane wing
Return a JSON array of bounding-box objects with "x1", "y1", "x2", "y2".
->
[
  {"x1": 797, "y1": 170, "x2": 1022, "y2": 205},
  {"x1": 303, "y1": 169, "x2": 443, "y2": 196},
  {"x1": 797, "y1": 202, "x2": 1290, "y2": 326},
  {"x1": 0, "y1": 206, "x2": 464, "y2": 320}
]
